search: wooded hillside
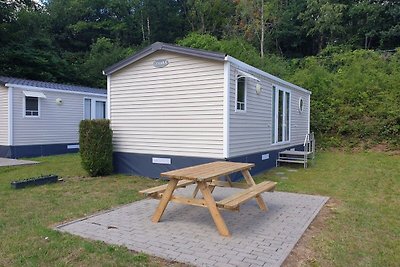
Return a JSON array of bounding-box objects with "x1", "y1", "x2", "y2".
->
[{"x1": 1, "y1": 0, "x2": 399, "y2": 148}]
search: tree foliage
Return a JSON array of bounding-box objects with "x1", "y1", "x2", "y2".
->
[{"x1": 290, "y1": 48, "x2": 400, "y2": 147}]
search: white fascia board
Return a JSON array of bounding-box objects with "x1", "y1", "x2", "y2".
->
[
  {"x1": 23, "y1": 90, "x2": 47, "y2": 98},
  {"x1": 5, "y1": 84, "x2": 107, "y2": 98},
  {"x1": 237, "y1": 69, "x2": 261, "y2": 82},
  {"x1": 225, "y1": 56, "x2": 311, "y2": 95},
  {"x1": 308, "y1": 93, "x2": 311, "y2": 133},
  {"x1": 223, "y1": 58, "x2": 231, "y2": 159},
  {"x1": 7, "y1": 87, "x2": 13, "y2": 145},
  {"x1": 107, "y1": 75, "x2": 111, "y2": 120}
]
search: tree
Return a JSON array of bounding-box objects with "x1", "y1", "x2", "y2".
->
[
  {"x1": 299, "y1": 0, "x2": 347, "y2": 53},
  {"x1": 81, "y1": 37, "x2": 134, "y2": 88},
  {"x1": 181, "y1": 0, "x2": 235, "y2": 38}
]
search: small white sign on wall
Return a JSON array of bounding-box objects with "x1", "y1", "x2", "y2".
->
[
  {"x1": 152, "y1": 157, "x2": 171, "y2": 165},
  {"x1": 262, "y1": 154, "x2": 270, "y2": 160}
]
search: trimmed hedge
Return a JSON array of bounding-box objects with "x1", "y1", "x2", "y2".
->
[{"x1": 79, "y1": 119, "x2": 113, "y2": 176}]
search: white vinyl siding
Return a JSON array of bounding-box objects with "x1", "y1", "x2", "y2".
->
[
  {"x1": 12, "y1": 88, "x2": 106, "y2": 145},
  {"x1": 110, "y1": 51, "x2": 225, "y2": 158},
  {"x1": 0, "y1": 86, "x2": 8, "y2": 145},
  {"x1": 229, "y1": 63, "x2": 310, "y2": 157}
]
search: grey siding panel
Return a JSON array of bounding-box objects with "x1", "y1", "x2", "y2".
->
[
  {"x1": 110, "y1": 51, "x2": 225, "y2": 158},
  {"x1": 0, "y1": 86, "x2": 8, "y2": 145},
  {"x1": 229, "y1": 63, "x2": 310, "y2": 157},
  {"x1": 12, "y1": 88, "x2": 106, "y2": 145}
]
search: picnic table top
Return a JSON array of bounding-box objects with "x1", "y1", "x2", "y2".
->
[{"x1": 160, "y1": 161, "x2": 254, "y2": 181}]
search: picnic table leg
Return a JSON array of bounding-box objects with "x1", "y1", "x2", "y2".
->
[
  {"x1": 241, "y1": 170, "x2": 268, "y2": 212},
  {"x1": 151, "y1": 178, "x2": 179, "y2": 223},
  {"x1": 192, "y1": 181, "x2": 216, "y2": 198},
  {"x1": 198, "y1": 181, "x2": 230, "y2": 237},
  {"x1": 192, "y1": 184, "x2": 200, "y2": 198}
]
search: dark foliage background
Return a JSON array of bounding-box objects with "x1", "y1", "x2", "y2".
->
[{"x1": 1, "y1": 0, "x2": 399, "y2": 148}]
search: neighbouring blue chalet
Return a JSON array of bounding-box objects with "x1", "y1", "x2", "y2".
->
[{"x1": 0, "y1": 76, "x2": 106, "y2": 158}]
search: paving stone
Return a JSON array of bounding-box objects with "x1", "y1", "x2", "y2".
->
[
  {"x1": 228, "y1": 259, "x2": 251, "y2": 267},
  {"x1": 56, "y1": 186, "x2": 328, "y2": 267}
]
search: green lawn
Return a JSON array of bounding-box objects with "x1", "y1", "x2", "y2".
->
[
  {"x1": 0, "y1": 152, "x2": 399, "y2": 266},
  {"x1": 256, "y1": 151, "x2": 400, "y2": 266}
]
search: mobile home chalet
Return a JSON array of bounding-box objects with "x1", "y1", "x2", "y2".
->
[
  {"x1": 104, "y1": 42, "x2": 311, "y2": 178},
  {"x1": 0, "y1": 77, "x2": 107, "y2": 158}
]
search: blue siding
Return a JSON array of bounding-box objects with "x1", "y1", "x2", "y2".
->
[
  {"x1": 0, "y1": 143, "x2": 79, "y2": 158},
  {"x1": 113, "y1": 144, "x2": 304, "y2": 179}
]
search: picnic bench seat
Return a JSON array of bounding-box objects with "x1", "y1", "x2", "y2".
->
[
  {"x1": 139, "y1": 179, "x2": 194, "y2": 197},
  {"x1": 216, "y1": 181, "x2": 276, "y2": 210}
]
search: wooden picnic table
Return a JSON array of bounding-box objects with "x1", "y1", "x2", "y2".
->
[{"x1": 139, "y1": 161, "x2": 276, "y2": 237}]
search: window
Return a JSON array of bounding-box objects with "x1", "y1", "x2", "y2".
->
[
  {"x1": 298, "y1": 98, "x2": 304, "y2": 113},
  {"x1": 236, "y1": 76, "x2": 246, "y2": 111},
  {"x1": 95, "y1": 101, "x2": 106, "y2": 119},
  {"x1": 84, "y1": 98, "x2": 106, "y2": 119},
  {"x1": 25, "y1": 97, "x2": 39, "y2": 117},
  {"x1": 272, "y1": 86, "x2": 290, "y2": 143},
  {"x1": 84, "y1": 99, "x2": 91, "y2": 119}
]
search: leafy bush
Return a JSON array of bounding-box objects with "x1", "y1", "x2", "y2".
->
[
  {"x1": 290, "y1": 48, "x2": 400, "y2": 148},
  {"x1": 79, "y1": 119, "x2": 113, "y2": 176}
]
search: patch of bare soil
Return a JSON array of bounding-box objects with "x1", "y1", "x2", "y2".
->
[
  {"x1": 150, "y1": 256, "x2": 192, "y2": 267},
  {"x1": 282, "y1": 198, "x2": 340, "y2": 267}
]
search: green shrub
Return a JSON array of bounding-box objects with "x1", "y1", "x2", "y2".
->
[{"x1": 79, "y1": 119, "x2": 113, "y2": 176}]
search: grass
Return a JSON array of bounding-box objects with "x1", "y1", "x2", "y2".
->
[
  {"x1": 0, "y1": 151, "x2": 399, "y2": 266},
  {"x1": 0, "y1": 154, "x2": 176, "y2": 266},
  {"x1": 256, "y1": 151, "x2": 400, "y2": 266}
]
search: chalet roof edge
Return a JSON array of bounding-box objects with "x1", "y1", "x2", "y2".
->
[
  {"x1": 102, "y1": 42, "x2": 311, "y2": 94},
  {"x1": 0, "y1": 76, "x2": 106, "y2": 95},
  {"x1": 103, "y1": 42, "x2": 226, "y2": 75}
]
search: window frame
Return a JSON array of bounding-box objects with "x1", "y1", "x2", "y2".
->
[
  {"x1": 298, "y1": 97, "x2": 304, "y2": 113},
  {"x1": 271, "y1": 85, "x2": 291, "y2": 145},
  {"x1": 23, "y1": 96, "x2": 41, "y2": 118},
  {"x1": 83, "y1": 97, "x2": 107, "y2": 120},
  {"x1": 235, "y1": 75, "x2": 247, "y2": 112}
]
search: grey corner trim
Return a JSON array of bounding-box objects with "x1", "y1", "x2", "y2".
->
[{"x1": 103, "y1": 42, "x2": 226, "y2": 75}]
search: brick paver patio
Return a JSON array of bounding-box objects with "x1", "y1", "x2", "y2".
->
[{"x1": 57, "y1": 186, "x2": 328, "y2": 267}]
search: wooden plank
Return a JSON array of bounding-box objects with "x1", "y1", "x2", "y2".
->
[
  {"x1": 169, "y1": 195, "x2": 207, "y2": 208},
  {"x1": 160, "y1": 161, "x2": 254, "y2": 181},
  {"x1": 191, "y1": 184, "x2": 200, "y2": 198},
  {"x1": 217, "y1": 181, "x2": 275, "y2": 205},
  {"x1": 241, "y1": 170, "x2": 268, "y2": 211},
  {"x1": 151, "y1": 179, "x2": 178, "y2": 223},
  {"x1": 226, "y1": 175, "x2": 233, "y2": 187},
  {"x1": 198, "y1": 181, "x2": 230, "y2": 237},
  {"x1": 222, "y1": 182, "x2": 276, "y2": 209},
  {"x1": 209, "y1": 180, "x2": 250, "y2": 189},
  {"x1": 139, "y1": 179, "x2": 194, "y2": 196}
]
